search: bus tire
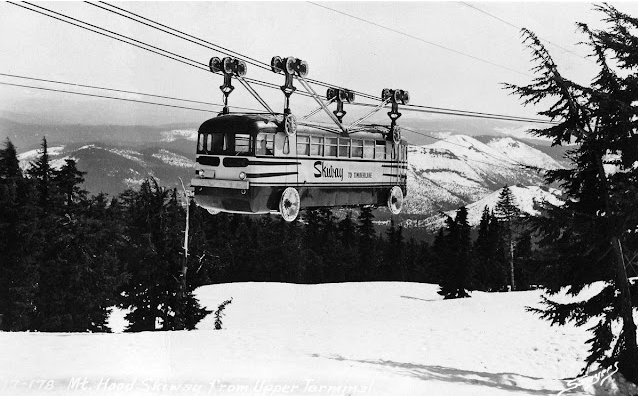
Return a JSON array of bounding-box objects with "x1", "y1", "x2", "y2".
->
[
  {"x1": 206, "y1": 208, "x2": 220, "y2": 216},
  {"x1": 279, "y1": 187, "x2": 300, "y2": 222},
  {"x1": 387, "y1": 186, "x2": 403, "y2": 215},
  {"x1": 284, "y1": 113, "x2": 297, "y2": 136}
]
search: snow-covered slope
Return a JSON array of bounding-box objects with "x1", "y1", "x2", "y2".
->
[
  {"x1": 3, "y1": 282, "x2": 635, "y2": 396},
  {"x1": 18, "y1": 146, "x2": 73, "y2": 171},
  {"x1": 421, "y1": 185, "x2": 563, "y2": 231},
  {"x1": 486, "y1": 137, "x2": 563, "y2": 170},
  {"x1": 404, "y1": 135, "x2": 563, "y2": 215}
]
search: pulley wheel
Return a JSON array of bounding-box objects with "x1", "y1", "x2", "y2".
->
[
  {"x1": 271, "y1": 56, "x2": 283, "y2": 73},
  {"x1": 392, "y1": 125, "x2": 401, "y2": 144},
  {"x1": 209, "y1": 57, "x2": 222, "y2": 73},
  {"x1": 284, "y1": 113, "x2": 297, "y2": 136}
]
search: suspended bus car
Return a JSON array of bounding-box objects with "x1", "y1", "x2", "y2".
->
[{"x1": 190, "y1": 56, "x2": 409, "y2": 222}]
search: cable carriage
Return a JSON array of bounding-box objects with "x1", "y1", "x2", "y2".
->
[{"x1": 191, "y1": 56, "x2": 409, "y2": 222}]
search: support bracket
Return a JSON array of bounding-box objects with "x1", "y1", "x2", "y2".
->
[{"x1": 210, "y1": 56, "x2": 247, "y2": 115}]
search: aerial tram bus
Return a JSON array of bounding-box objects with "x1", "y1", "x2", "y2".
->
[{"x1": 191, "y1": 56, "x2": 408, "y2": 222}]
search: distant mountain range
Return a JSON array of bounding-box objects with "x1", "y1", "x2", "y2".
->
[
  {"x1": 5, "y1": 117, "x2": 571, "y2": 224},
  {"x1": 404, "y1": 134, "x2": 565, "y2": 215},
  {"x1": 18, "y1": 141, "x2": 195, "y2": 196}
]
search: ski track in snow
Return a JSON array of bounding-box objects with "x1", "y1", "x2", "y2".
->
[{"x1": 2, "y1": 282, "x2": 635, "y2": 396}]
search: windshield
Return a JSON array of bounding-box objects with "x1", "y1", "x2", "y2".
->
[{"x1": 197, "y1": 132, "x2": 253, "y2": 156}]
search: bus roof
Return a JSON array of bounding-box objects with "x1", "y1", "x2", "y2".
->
[{"x1": 198, "y1": 113, "x2": 407, "y2": 143}]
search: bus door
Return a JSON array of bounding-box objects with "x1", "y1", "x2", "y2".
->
[{"x1": 274, "y1": 132, "x2": 297, "y2": 186}]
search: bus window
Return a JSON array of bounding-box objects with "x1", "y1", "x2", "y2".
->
[
  {"x1": 297, "y1": 135, "x2": 310, "y2": 156},
  {"x1": 310, "y1": 136, "x2": 324, "y2": 156},
  {"x1": 375, "y1": 140, "x2": 386, "y2": 159},
  {"x1": 283, "y1": 135, "x2": 290, "y2": 155},
  {"x1": 198, "y1": 134, "x2": 205, "y2": 152},
  {"x1": 363, "y1": 140, "x2": 374, "y2": 159},
  {"x1": 325, "y1": 137, "x2": 337, "y2": 157},
  {"x1": 256, "y1": 133, "x2": 274, "y2": 156},
  {"x1": 338, "y1": 138, "x2": 350, "y2": 158},
  {"x1": 210, "y1": 133, "x2": 224, "y2": 152},
  {"x1": 352, "y1": 139, "x2": 363, "y2": 158},
  {"x1": 235, "y1": 134, "x2": 252, "y2": 155}
]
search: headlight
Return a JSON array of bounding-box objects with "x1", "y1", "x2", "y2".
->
[
  {"x1": 198, "y1": 169, "x2": 205, "y2": 177},
  {"x1": 239, "y1": 171, "x2": 246, "y2": 180}
]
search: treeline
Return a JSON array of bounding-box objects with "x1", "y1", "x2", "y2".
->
[
  {"x1": 0, "y1": 137, "x2": 210, "y2": 332},
  {"x1": 431, "y1": 186, "x2": 544, "y2": 300},
  {"x1": 0, "y1": 137, "x2": 544, "y2": 332}
]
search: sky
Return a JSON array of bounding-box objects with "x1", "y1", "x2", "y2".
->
[{"x1": 1, "y1": 1, "x2": 638, "y2": 128}]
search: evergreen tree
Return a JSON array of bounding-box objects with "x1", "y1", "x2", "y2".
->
[
  {"x1": 438, "y1": 206, "x2": 472, "y2": 299},
  {"x1": 33, "y1": 203, "x2": 127, "y2": 332},
  {"x1": 357, "y1": 206, "x2": 377, "y2": 281},
  {"x1": 338, "y1": 211, "x2": 358, "y2": 280},
  {"x1": 27, "y1": 137, "x2": 53, "y2": 213},
  {"x1": 0, "y1": 139, "x2": 39, "y2": 330},
  {"x1": 514, "y1": 230, "x2": 534, "y2": 291},
  {"x1": 383, "y1": 220, "x2": 406, "y2": 281},
  {"x1": 473, "y1": 206, "x2": 508, "y2": 291},
  {"x1": 0, "y1": 138, "x2": 21, "y2": 180},
  {"x1": 494, "y1": 186, "x2": 522, "y2": 291},
  {"x1": 53, "y1": 159, "x2": 87, "y2": 208},
  {"x1": 506, "y1": 5, "x2": 638, "y2": 381},
  {"x1": 119, "y1": 179, "x2": 210, "y2": 331},
  {"x1": 430, "y1": 227, "x2": 447, "y2": 284}
]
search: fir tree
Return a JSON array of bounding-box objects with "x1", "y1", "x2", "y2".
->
[
  {"x1": 0, "y1": 138, "x2": 21, "y2": 181},
  {"x1": 0, "y1": 139, "x2": 39, "y2": 330},
  {"x1": 53, "y1": 159, "x2": 87, "y2": 208},
  {"x1": 494, "y1": 185, "x2": 522, "y2": 291},
  {"x1": 506, "y1": 4, "x2": 638, "y2": 381},
  {"x1": 27, "y1": 137, "x2": 53, "y2": 213},
  {"x1": 357, "y1": 206, "x2": 377, "y2": 280},
  {"x1": 119, "y1": 178, "x2": 210, "y2": 331},
  {"x1": 438, "y1": 206, "x2": 472, "y2": 299},
  {"x1": 474, "y1": 206, "x2": 508, "y2": 291},
  {"x1": 338, "y1": 211, "x2": 358, "y2": 280}
]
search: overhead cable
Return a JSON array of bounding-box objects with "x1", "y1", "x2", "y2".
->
[{"x1": 307, "y1": 1, "x2": 533, "y2": 78}]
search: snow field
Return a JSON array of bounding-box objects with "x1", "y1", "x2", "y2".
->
[{"x1": 5, "y1": 282, "x2": 635, "y2": 395}]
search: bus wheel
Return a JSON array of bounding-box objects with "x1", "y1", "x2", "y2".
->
[
  {"x1": 207, "y1": 208, "x2": 220, "y2": 216},
  {"x1": 387, "y1": 186, "x2": 404, "y2": 215},
  {"x1": 279, "y1": 187, "x2": 300, "y2": 222},
  {"x1": 284, "y1": 113, "x2": 297, "y2": 136}
]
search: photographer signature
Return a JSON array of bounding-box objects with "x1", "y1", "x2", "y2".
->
[{"x1": 557, "y1": 362, "x2": 619, "y2": 395}]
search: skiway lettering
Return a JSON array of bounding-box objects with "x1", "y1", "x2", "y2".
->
[{"x1": 314, "y1": 161, "x2": 344, "y2": 181}]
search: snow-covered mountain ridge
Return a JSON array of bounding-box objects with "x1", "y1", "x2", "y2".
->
[
  {"x1": 404, "y1": 134, "x2": 564, "y2": 216},
  {"x1": 18, "y1": 143, "x2": 195, "y2": 196}
]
